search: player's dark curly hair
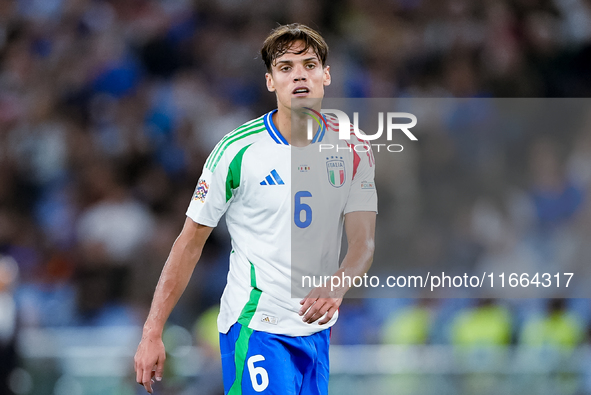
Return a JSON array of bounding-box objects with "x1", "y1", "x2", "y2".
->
[{"x1": 261, "y1": 23, "x2": 328, "y2": 72}]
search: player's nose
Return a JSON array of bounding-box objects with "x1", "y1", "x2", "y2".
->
[{"x1": 293, "y1": 65, "x2": 307, "y2": 82}]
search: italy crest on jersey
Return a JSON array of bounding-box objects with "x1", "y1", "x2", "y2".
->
[{"x1": 326, "y1": 157, "x2": 345, "y2": 188}]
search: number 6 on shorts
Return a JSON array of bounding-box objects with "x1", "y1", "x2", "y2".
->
[{"x1": 247, "y1": 355, "x2": 269, "y2": 392}]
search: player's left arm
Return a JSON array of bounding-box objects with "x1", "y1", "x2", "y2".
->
[{"x1": 299, "y1": 210, "x2": 376, "y2": 324}]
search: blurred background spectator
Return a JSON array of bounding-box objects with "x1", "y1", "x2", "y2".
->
[{"x1": 0, "y1": 255, "x2": 19, "y2": 394}]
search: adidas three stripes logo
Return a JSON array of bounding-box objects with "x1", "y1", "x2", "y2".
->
[{"x1": 260, "y1": 169, "x2": 284, "y2": 185}]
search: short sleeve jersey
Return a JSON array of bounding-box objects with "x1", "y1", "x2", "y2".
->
[{"x1": 187, "y1": 109, "x2": 377, "y2": 337}]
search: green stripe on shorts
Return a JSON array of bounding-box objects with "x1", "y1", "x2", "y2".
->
[
  {"x1": 228, "y1": 262, "x2": 261, "y2": 394},
  {"x1": 227, "y1": 325, "x2": 254, "y2": 395}
]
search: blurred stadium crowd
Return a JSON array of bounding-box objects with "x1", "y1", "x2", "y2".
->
[{"x1": 1, "y1": 0, "x2": 591, "y2": 393}]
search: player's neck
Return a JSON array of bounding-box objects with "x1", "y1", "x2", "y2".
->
[{"x1": 274, "y1": 106, "x2": 315, "y2": 147}]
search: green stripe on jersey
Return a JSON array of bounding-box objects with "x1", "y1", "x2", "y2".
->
[
  {"x1": 225, "y1": 144, "x2": 252, "y2": 202},
  {"x1": 205, "y1": 116, "x2": 261, "y2": 170},
  {"x1": 237, "y1": 262, "x2": 261, "y2": 326},
  {"x1": 250, "y1": 263, "x2": 257, "y2": 288},
  {"x1": 205, "y1": 118, "x2": 265, "y2": 172},
  {"x1": 229, "y1": 263, "x2": 261, "y2": 394},
  {"x1": 209, "y1": 125, "x2": 264, "y2": 172}
]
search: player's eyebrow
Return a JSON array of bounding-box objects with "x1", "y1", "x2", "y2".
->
[{"x1": 275, "y1": 57, "x2": 319, "y2": 66}]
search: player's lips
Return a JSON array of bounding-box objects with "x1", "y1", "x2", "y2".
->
[{"x1": 292, "y1": 86, "x2": 310, "y2": 96}]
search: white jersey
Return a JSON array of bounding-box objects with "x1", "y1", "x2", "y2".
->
[{"x1": 186, "y1": 109, "x2": 377, "y2": 336}]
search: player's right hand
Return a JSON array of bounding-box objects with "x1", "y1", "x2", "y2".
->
[
  {"x1": 134, "y1": 334, "x2": 166, "y2": 394},
  {"x1": 299, "y1": 286, "x2": 343, "y2": 325}
]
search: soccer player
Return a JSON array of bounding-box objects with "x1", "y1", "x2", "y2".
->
[{"x1": 134, "y1": 23, "x2": 377, "y2": 394}]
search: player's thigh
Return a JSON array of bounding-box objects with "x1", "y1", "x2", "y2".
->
[
  {"x1": 220, "y1": 323, "x2": 243, "y2": 392},
  {"x1": 300, "y1": 328, "x2": 330, "y2": 395},
  {"x1": 220, "y1": 324, "x2": 301, "y2": 395},
  {"x1": 242, "y1": 330, "x2": 301, "y2": 394}
]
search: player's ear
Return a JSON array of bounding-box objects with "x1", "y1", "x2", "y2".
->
[
  {"x1": 266, "y1": 72, "x2": 276, "y2": 92},
  {"x1": 323, "y1": 65, "x2": 331, "y2": 87}
]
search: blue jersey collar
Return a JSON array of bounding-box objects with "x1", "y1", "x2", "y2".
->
[{"x1": 264, "y1": 109, "x2": 326, "y2": 145}]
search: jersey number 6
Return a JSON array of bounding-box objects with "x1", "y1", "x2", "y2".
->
[
  {"x1": 247, "y1": 355, "x2": 269, "y2": 392},
  {"x1": 294, "y1": 191, "x2": 312, "y2": 228}
]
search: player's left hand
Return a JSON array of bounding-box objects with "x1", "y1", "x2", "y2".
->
[{"x1": 299, "y1": 287, "x2": 343, "y2": 325}]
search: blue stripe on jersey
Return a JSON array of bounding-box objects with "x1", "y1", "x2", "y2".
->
[
  {"x1": 310, "y1": 115, "x2": 326, "y2": 143},
  {"x1": 270, "y1": 169, "x2": 284, "y2": 185},
  {"x1": 260, "y1": 180, "x2": 267, "y2": 185},
  {"x1": 265, "y1": 175, "x2": 276, "y2": 185},
  {"x1": 264, "y1": 110, "x2": 289, "y2": 145},
  {"x1": 317, "y1": 115, "x2": 327, "y2": 142},
  {"x1": 311, "y1": 125, "x2": 320, "y2": 143},
  {"x1": 264, "y1": 112, "x2": 281, "y2": 144},
  {"x1": 311, "y1": 126, "x2": 319, "y2": 143}
]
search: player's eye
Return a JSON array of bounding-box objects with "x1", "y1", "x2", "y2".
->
[
  {"x1": 306, "y1": 63, "x2": 316, "y2": 69},
  {"x1": 281, "y1": 66, "x2": 291, "y2": 72}
]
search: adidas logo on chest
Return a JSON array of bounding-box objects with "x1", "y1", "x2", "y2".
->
[{"x1": 260, "y1": 169, "x2": 285, "y2": 186}]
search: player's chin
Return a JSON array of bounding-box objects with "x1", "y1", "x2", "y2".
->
[{"x1": 290, "y1": 95, "x2": 320, "y2": 109}]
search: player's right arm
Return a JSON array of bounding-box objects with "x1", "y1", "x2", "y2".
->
[
  {"x1": 134, "y1": 119, "x2": 254, "y2": 392},
  {"x1": 134, "y1": 217, "x2": 213, "y2": 394}
]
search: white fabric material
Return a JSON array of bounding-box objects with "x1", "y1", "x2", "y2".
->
[{"x1": 187, "y1": 111, "x2": 377, "y2": 336}]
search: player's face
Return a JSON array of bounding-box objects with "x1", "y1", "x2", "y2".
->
[{"x1": 265, "y1": 41, "x2": 331, "y2": 112}]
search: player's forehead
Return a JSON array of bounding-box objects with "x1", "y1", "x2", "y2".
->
[{"x1": 272, "y1": 41, "x2": 320, "y2": 65}]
